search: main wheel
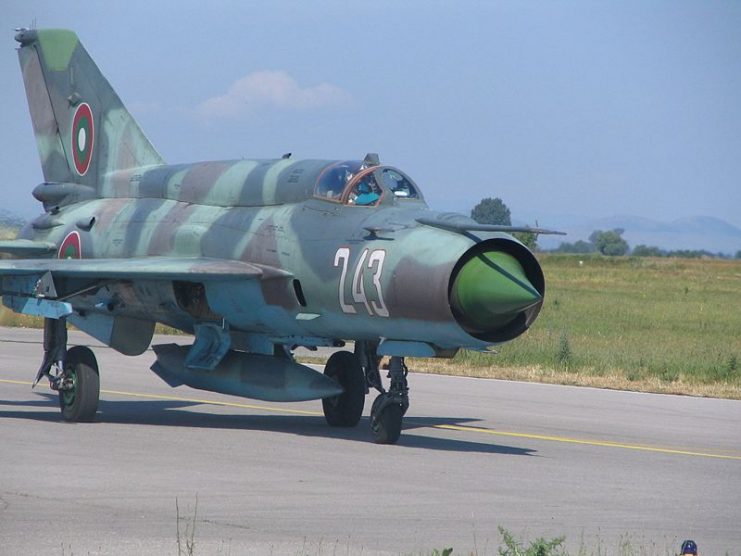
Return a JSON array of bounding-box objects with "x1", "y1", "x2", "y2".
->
[
  {"x1": 370, "y1": 393, "x2": 404, "y2": 444},
  {"x1": 59, "y1": 346, "x2": 100, "y2": 423},
  {"x1": 322, "y1": 351, "x2": 365, "y2": 427}
]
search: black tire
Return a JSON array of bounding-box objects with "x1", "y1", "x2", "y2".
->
[
  {"x1": 322, "y1": 351, "x2": 365, "y2": 427},
  {"x1": 59, "y1": 346, "x2": 99, "y2": 423},
  {"x1": 370, "y1": 396, "x2": 403, "y2": 445}
]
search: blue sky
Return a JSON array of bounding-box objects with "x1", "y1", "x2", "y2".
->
[{"x1": 3, "y1": 1, "x2": 740, "y2": 228}]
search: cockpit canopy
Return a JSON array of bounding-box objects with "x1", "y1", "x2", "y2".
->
[{"x1": 314, "y1": 161, "x2": 423, "y2": 207}]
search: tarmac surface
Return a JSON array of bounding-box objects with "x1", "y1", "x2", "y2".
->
[{"x1": 1, "y1": 327, "x2": 740, "y2": 555}]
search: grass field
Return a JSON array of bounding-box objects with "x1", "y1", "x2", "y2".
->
[
  {"x1": 420, "y1": 254, "x2": 741, "y2": 398},
  {"x1": 1, "y1": 252, "x2": 739, "y2": 398}
]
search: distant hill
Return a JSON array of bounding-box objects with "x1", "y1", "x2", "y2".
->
[{"x1": 536, "y1": 215, "x2": 741, "y2": 255}]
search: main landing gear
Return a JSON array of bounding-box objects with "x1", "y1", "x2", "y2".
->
[
  {"x1": 34, "y1": 318, "x2": 100, "y2": 422},
  {"x1": 322, "y1": 351, "x2": 365, "y2": 427},
  {"x1": 321, "y1": 344, "x2": 409, "y2": 444}
]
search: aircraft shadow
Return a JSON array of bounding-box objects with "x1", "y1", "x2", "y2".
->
[{"x1": 0, "y1": 393, "x2": 535, "y2": 456}]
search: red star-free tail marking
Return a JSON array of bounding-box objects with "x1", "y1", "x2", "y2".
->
[
  {"x1": 71, "y1": 102, "x2": 94, "y2": 176},
  {"x1": 58, "y1": 231, "x2": 82, "y2": 259}
]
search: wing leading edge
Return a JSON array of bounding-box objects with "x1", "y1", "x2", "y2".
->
[{"x1": 0, "y1": 256, "x2": 289, "y2": 283}]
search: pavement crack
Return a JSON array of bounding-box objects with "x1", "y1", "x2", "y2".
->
[
  {"x1": 200, "y1": 518, "x2": 252, "y2": 531},
  {"x1": 2, "y1": 490, "x2": 49, "y2": 501}
]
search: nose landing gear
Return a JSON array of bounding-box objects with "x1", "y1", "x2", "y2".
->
[
  {"x1": 320, "y1": 343, "x2": 410, "y2": 444},
  {"x1": 370, "y1": 356, "x2": 409, "y2": 444}
]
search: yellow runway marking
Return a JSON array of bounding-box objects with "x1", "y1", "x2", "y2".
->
[
  {"x1": 1, "y1": 379, "x2": 35, "y2": 387},
  {"x1": 3, "y1": 378, "x2": 739, "y2": 460},
  {"x1": 433, "y1": 424, "x2": 741, "y2": 461}
]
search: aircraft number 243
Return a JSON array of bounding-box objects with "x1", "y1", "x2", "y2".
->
[{"x1": 334, "y1": 247, "x2": 389, "y2": 318}]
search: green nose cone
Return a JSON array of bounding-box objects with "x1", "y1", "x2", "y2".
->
[{"x1": 451, "y1": 251, "x2": 542, "y2": 330}]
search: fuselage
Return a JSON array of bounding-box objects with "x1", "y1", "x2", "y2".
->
[
  {"x1": 21, "y1": 158, "x2": 544, "y2": 356},
  {"x1": 8, "y1": 27, "x2": 549, "y2": 437}
]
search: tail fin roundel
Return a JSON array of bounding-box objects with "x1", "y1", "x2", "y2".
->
[{"x1": 15, "y1": 28, "x2": 164, "y2": 187}]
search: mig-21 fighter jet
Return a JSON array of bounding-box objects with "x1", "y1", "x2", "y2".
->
[{"x1": 0, "y1": 29, "x2": 560, "y2": 443}]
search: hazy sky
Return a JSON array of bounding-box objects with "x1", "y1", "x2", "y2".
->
[{"x1": 2, "y1": 1, "x2": 740, "y2": 227}]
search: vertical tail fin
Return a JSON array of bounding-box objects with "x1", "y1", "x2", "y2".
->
[{"x1": 15, "y1": 28, "x2": 164, "y2": 188}]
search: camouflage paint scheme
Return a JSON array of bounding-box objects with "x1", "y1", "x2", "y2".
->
[{"x1": 1, "y1": 30, "x2": 550, "y2": 429}]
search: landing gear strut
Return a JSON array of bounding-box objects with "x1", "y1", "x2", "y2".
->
[
  {"x1": 370, "y1": 356, "x2": 409, "y2": 444},
  {"x1": 35, "y1": 318, "x2": 100, "y2": 422}
]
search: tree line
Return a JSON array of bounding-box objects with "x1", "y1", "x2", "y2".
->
[
  {"x1": 471, "y1": 197, "x2": 740, "y2": 259},
  {"x1": 553, "y1": 231, "x2": 739, "y2": 259}
]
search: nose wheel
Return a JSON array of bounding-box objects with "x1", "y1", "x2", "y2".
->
[
  {"x1": 369, "y1": 356, "x2": 409, "y2": 444},
  {"x1": 370, "y1": 394, "x2": 404, "y2": 444}
]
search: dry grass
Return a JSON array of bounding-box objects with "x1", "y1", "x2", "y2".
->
[
  {"x1": 411, "y1": 358, "x2": 741, "y2": 399},
  {"x1": 0, "y1": 306, "x2": 42, "y2": 328}
]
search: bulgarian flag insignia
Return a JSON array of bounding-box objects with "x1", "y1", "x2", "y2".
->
[{"x1": 71, "y1": 102, "x2": 94, "y2": 176}]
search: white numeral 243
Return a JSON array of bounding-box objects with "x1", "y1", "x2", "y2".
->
[{"x1": 333, "y1": 247, "x2": 389, "y2": 317}]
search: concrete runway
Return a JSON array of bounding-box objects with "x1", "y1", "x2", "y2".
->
[{"x1": 1, "y1": 327, "x2": 740, "y2": 555}]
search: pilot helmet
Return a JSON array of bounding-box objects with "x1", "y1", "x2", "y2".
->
[{"x1": 680, "y1": 540, "x2": 698, "y2": 555}]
